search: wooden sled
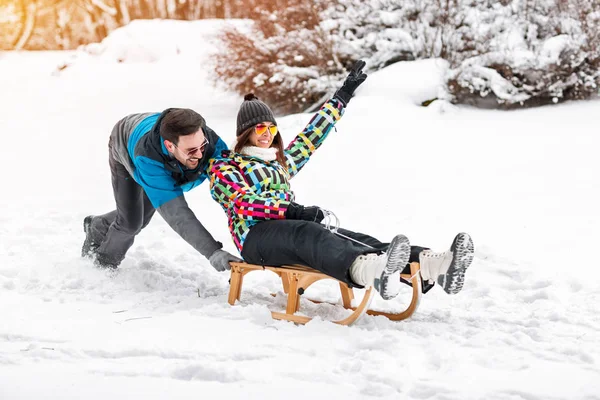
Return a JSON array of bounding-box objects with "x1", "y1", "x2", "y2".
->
[{"x1": 228, "y1": 262, "x2": 422, "y2": 326}]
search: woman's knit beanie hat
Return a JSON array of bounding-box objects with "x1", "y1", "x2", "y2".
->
[{"x1": 236, "y1": 93, "x2": 277, "y2": 136}]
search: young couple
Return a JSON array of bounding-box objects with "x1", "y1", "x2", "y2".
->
[{"x1": 83, "y1": 60, "x2": 474, "y2": 301}]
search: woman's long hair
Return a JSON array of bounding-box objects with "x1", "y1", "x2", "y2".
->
[{"x1": 235, "y1": 125, "x2": 288, "y2": 171}]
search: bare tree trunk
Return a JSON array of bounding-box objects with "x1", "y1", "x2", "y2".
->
[
  {"x1": 137, "y1": 0, "x2": 152, "y2": 19},
  {"x1": 174, "y1": 0, "x2": 191, "y2": 20},
  {"x1": 54, "y1": 6, "x2": 72, "y2": 49},
  {"x1": 89, "y1": 0, "x2": 117, "y2": 16},
  {"x1": 158, "y1": 0, "x2": 168, "y2": 18},
  {"x1": 13, "y1": 0, "x2": 38, "y2": 50},
  {"x1": 215, "y1": 0, "x2": 225, "y2": 18},
  {"x1": 114, "y1": 0, "x2": 131, "y2": 25},
  {"x1": 223, "y1": 0, "x2": 232, "y2": 18},
  {"x1": 202, "y1": 0, "x2": 215, "y2": 18}
]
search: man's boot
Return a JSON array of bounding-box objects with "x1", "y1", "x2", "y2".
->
[{"x1": 81, "y1": 215, "x2": 99, "y2": 258}]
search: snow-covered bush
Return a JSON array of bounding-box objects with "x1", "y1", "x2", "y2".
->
[
  {"x1": 212, "y1": 0, "x2": 495, "y2": 112},
  {"x1": 213, "y1": 0, "x2": 599, "y2": 112},
  {"x1": 446, "y1": 0, "x2": 600, "y2": 108},
  {"x1": 211, "y1": 0, "x2": 500, "y2": 112},
  {"x1": 326, "y1": 0, "x2": 599, "y2": 109},
  {"x1": 211, "y1": 0, "x2": 348, "y2": 114},
  {"x1": 323, "y1": 0, "x2": 493, "y2": 68}
]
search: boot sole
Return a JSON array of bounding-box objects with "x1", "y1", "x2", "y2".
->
[
  {"x1": 437, "y1": 232, "x2": 474, "y2": 294},
  {"x1": 81, "y1": 215, "x2": 95, "y2": 258},
  {"x1": 376, "y1": 234, "x2": 411, "y2": 300}
]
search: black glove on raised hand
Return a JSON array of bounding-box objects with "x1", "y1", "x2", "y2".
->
[
  {"x1": 334, "y1": 60, "x2": 368, "y2": 106},
  {"x1": 285, "y1": 202, "x2": 325, "y2": 223}
]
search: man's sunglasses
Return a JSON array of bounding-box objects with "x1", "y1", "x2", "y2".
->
[
  {"x1": 255, "y1": 124, "x2": 278, "y2": 136},
  {"x1": 175, "y1": 136, "x2": 209, "y2": 157}
]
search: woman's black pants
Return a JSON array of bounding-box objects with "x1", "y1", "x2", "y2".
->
[{"x1": 241, "y1": 220, "x2": 426, "y2": 287}]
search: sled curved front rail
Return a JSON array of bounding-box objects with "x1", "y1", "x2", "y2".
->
[{"x1": 227, "y1": 262, "x2": 422, "y2": 325}]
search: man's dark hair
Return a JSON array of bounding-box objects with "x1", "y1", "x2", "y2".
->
[{"x1": 160, "y1": 108, "x2": 206, "y2": 144}]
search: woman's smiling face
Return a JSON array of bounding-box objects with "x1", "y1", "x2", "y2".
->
[{"x1": 248, "y1": 122, "x2": 278, "y2": 148}]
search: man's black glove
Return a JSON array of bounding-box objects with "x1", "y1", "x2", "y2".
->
[
  {"x1": 285, "y1": 202, "x2": 325, "y2": 223},
  {"x1": 334, "y1": 60, "x2": 368, "y2": 106}
]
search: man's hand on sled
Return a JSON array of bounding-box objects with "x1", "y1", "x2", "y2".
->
[
  {"x1": 334, "y1": 60, "x2": 368, "y2": 106},
  {"x1": 209, "y1": 249, "x2": 242, "y2": 272},
  {"x1": 285, "y1": 202, "x2": 325, "y2": 223}
]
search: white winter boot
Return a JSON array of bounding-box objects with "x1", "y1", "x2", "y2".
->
[
  {"x1": 350, "y1": 234, "x2": 411, "y2": 300},
  {"x1": 419, "y1": 232, "x2": 474, "y2": 295}
]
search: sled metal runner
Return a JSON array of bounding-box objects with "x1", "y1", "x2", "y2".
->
[{"x1": 228, "y1": 262, "x2": 422, "y2": 325}]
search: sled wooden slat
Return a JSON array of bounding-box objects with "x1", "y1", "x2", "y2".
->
[
  {"x1": 363, "y1": 262, "x2": 422, "y2": 321},
  {"x1": 271, "y1": 312, "x2": 312, "y2": 325},
  {"x1": 227, "y1": 262, "x2": 422, "y2": 325}
]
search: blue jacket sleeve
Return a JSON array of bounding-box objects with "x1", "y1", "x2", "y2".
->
[{"x1": 132, "y1": 156, "x2": 182, "y2": 208}]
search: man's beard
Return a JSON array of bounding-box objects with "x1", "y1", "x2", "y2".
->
[{"x1": 186, "y1": 157, "x2": 200, "y2": 167}]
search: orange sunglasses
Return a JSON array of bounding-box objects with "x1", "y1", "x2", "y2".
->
[{"x1": 255, "y1": 123, "x2": 278, "y2": 136}]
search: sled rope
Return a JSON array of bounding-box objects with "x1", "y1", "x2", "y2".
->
[
  {"x1": 320, "y1": 208, "x2": 376, "y2": 249},
  {"x1": 320, "y1": 208, "x2": 419, "y2": 280}
]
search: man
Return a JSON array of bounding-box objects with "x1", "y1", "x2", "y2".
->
[{"x1": 82, "y1": 108, "x2": 241, "y2": 271}]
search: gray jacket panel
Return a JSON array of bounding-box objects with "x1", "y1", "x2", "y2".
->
[
  {"x1": 157, "y1": 195, "x2": 222, "y2": 258},
  {"x1": 109, "y1": 112, "x2": 155, "y2": 176}
]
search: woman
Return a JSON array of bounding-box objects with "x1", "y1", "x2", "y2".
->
[{"x1": 209, "y1": 61, "x2": 474, "y2": 300}]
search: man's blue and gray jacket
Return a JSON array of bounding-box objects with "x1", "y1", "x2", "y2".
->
[{"x1": 109, "y1": 109, "x2": 227, "y2": 258}]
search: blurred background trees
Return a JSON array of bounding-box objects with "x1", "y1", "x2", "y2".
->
[{"x1": 1, "y1": 0, "x2": 263, "y2": 50}]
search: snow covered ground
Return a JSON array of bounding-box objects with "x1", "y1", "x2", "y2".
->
[{"x1": 1, "y1": 20, "x2": 599, "y2": 400}]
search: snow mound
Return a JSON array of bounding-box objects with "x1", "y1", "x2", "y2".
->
[
  {"x1": 356, "y1": 58, "x2": 449, "y2": 106},
  {"x1": 62, "y1": 19, "x2": 248, "y2": 66}
]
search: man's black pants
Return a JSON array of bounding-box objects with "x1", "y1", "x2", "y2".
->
[{"x1": 88, "y1": 156, "x2": 155, "y2": 266}]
